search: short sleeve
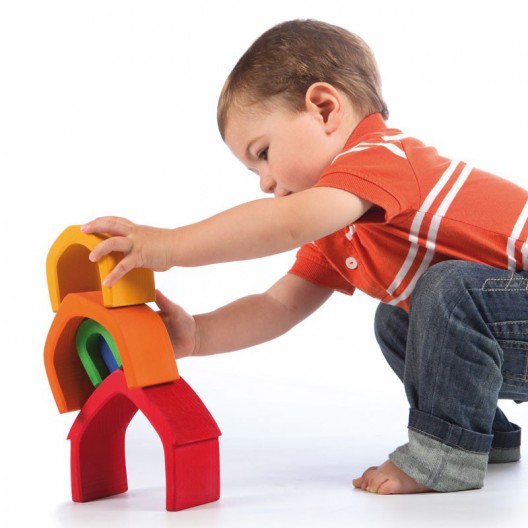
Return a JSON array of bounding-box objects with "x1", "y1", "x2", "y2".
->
[
  {"x1": 288, "y1": 244, "x2": 355, "y2": 295},
  {"x1": 314, "y1": 140, "x2": 420, "y2": 222}
]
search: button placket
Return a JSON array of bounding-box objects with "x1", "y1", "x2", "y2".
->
[{"x1": 344, "y1": 225, "x2": 358, "y2": 270}]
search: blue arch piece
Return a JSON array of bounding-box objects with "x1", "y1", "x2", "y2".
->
[{"x1": 98, "y1": 335, "x2": 120, "y2": 373}]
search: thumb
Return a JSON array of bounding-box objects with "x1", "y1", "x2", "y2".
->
[{"x1": 155, "y1": 289, "x2": 176, "y2": 313}]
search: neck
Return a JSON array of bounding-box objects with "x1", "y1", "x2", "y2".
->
[{"x1": 339, "y1": 102, "x2": 364, "y2": 148}]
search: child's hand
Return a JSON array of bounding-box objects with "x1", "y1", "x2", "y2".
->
[
  {"x1": 155, "y1": 290, "x2": 197, "y2": 359},
  {"x1": 81, "y1": 216, "x2": 175, "y2": 286}
]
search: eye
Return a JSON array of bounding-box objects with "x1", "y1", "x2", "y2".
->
[{"x1": 258, "y1": 147, "x2": 269, "y2": 161}]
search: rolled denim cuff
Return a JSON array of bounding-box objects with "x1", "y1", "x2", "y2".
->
[
  {"x1": 409, "y1": 409, "x2": 493, "y2": 453},
  {"x1": 488, "y1": 446, "x2": 521, "y2": 463},
  {"x1": 489, "y1": 423, "x2": 522, "y2": 463},
  {"x1": 389, "y1": 429, "x2": 488, "y2": 491}
]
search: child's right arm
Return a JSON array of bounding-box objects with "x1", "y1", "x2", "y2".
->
[
  {"x1": 157, "y1": 273, "x2": 333, "y2": 358},
  {"x1": 82, "y1": 187, "x2": 371, "y2": 286}
]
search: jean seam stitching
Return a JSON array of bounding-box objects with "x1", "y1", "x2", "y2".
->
[
  {"x1": 481, "y1": 272, "x2": 528, "y2": 291},
  {"x1": 427, "y1": 444, "x2": 451, "y2": 488},
  {"x1": 483, "y1": 288, "x2": 528, "y2": 291}
]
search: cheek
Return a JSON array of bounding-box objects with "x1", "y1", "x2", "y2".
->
[
  {"x1": 301, "y1": 150, "x2": 328, "y2": 181},
  {"x1": 297, "y1": 135, "x2": 331, "y2": 174},
  {"x1": 280, "y1": 135, "x2": 328, "y2": 188},
  {"x1": 284, "y1": 158, "x2": 320, "y2": 190}
]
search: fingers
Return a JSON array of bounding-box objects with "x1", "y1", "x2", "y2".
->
[
  {"x1": 102, "y1": 257, "x2": 136, "y2": 287},
  {"x1": 86, "y1": 235, "x2": 137, "y2": 286},
  {"x1": 88, "y1": 236, "x2": 133, "y2": 263},
  {"x1": 80, "y1": 216, "x2": 151, "y2": 286},
  {"x1": 81, "y1": 216, "x2": 133, "y2": 237},
  {"x1": 81, "y1": 218, "x2": 137, "y2": 286}
]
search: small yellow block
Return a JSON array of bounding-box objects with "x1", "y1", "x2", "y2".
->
[{"x1": 46, "y1": 225, "x2": 155, "y2": 311}]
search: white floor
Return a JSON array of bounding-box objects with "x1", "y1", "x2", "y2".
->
[
  {"x1": 49, "y1": 438, "x2": 528, "y2": 528},
  {"x1": 4, "y1": 366, "x2": 527, "y2": 528}
]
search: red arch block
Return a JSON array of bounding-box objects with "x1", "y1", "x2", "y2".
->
[
  {"x1": 44, "y1": 291, "x2": 179, "y2": 413},
  {"x1": 68, "y1": 369, "x2": 221, "y2": 511}
]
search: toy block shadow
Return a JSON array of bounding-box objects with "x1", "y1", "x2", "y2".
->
[
  {"x1": 44, "y1": 291, "x2": 179, "y2": 413},
  {"x1": 46, "y1": 225, "x2": 155, "y2": 311},
  {"x1": 68, "y1": 369, "x2": 221, "y2": 511}
]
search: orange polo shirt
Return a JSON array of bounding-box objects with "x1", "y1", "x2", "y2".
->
[{"x1": 289, "y1": 113, "x2": 528, "y2": 311}]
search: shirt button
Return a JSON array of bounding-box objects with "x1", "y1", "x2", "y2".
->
[{"x1": 345, "y1": 256, "x2": 358, "y2": 270}]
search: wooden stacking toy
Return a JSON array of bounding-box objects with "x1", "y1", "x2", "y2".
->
[{"x1": 44, "y1": 226, "x2": 221, "y2": 511}]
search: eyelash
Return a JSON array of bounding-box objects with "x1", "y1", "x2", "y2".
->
[{"x1": 258, "y1": 147, "x2": 269, "y2": 161}]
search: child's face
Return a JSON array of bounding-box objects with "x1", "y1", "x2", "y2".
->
[{"x1": 224, "y1": 101, "x2": 345, "y2": 197}]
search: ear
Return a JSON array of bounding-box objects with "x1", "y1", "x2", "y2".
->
[{"x1": 305, "y1": 82, "x2": 344, "y2": 134}]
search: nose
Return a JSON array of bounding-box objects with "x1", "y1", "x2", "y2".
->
[{"x1": 259, "y1": 171, "x2": 276, "y2": 195}]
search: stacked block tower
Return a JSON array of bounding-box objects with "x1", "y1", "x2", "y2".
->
[{"x1": 44, "y1": 226, "x2": 221, "y2": 511}]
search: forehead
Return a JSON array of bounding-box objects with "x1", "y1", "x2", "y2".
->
[
  {"x1": 227, "y1": 95, "x2": 301, "y2": 137},
  {"x1": 224, "y1": 103, "x2": 272, "y2": 147},
  {"x1": 224, "y1": 93, "x2": 299, "y2": 134},
  {"x1": 227, "y1": 100, "x2": 270, "y2": 127}
]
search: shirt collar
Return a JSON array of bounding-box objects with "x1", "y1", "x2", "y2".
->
[{"x1": 344, "y1": 113, "x2": 388, "y2": 150}]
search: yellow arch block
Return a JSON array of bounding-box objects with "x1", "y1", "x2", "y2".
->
[{"x1": 47, "y1": 225, "x2": 155, "y2": 311}]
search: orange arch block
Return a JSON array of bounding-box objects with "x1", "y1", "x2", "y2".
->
[
  {"x1": 44, "y1": 291, "x2": 179, "y2": 413},
  {"x1": 46, "y1": 225, "x2": 155, "y2": 311}
]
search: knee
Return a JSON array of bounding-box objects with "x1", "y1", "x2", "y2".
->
[
  {"x1": 410, "y1": 260, "x2": 472, "y2": 312},
  {"x1": 374, "y1": 303, "x2": 408, "y2": 379},
  {"x1": 374, "y1": 302, "x2": 407, "y2": 346},
  {"x1": 374, "y1": 302, "x2": 395, "y2": 341}
]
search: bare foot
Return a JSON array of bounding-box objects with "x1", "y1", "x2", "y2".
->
[{"x1": 352, "y1": 460, "x2": 433, "y2": 494}]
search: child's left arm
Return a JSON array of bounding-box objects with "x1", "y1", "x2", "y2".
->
[{"x1": 82, "y1": 187, "x2": 371, "y2": 286}]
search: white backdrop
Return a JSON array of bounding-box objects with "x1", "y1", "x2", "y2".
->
[{"x1": 1, "y1": 1, "x2": 528, "y2": 526}]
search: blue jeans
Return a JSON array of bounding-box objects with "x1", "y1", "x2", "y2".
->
[{"x1": 375, "y1": 261, "x2": 527, "y2": 491}]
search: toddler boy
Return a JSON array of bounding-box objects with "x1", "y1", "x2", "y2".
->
[{"x1": 82, "y1": 19, "x2": 528, "y2": 494}]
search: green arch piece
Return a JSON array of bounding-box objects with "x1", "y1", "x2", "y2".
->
[{"x1": 76, "y1": 319, "x2": 122, "y2": 387}]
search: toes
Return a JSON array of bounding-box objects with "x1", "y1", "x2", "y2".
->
[
  {"x1": 376, "y1": 479, "x2": 399, "y2": 495},
  {"x1": 366, "y1": 473, "x2": 389, "y2": 494},
  {"x1": 353, "y1": 466, "x2": 379, "y2": 490},
  {"x1": 353, "y1": 466, "x2": 393, "y2": 493},
  {"x1": 357, "y1": 460, "x2": 434, "y2": 495}
]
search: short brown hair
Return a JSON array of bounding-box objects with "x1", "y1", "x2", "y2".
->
[{"x1": 217, "y1": 19, "x2": 389, "y2": 138}]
